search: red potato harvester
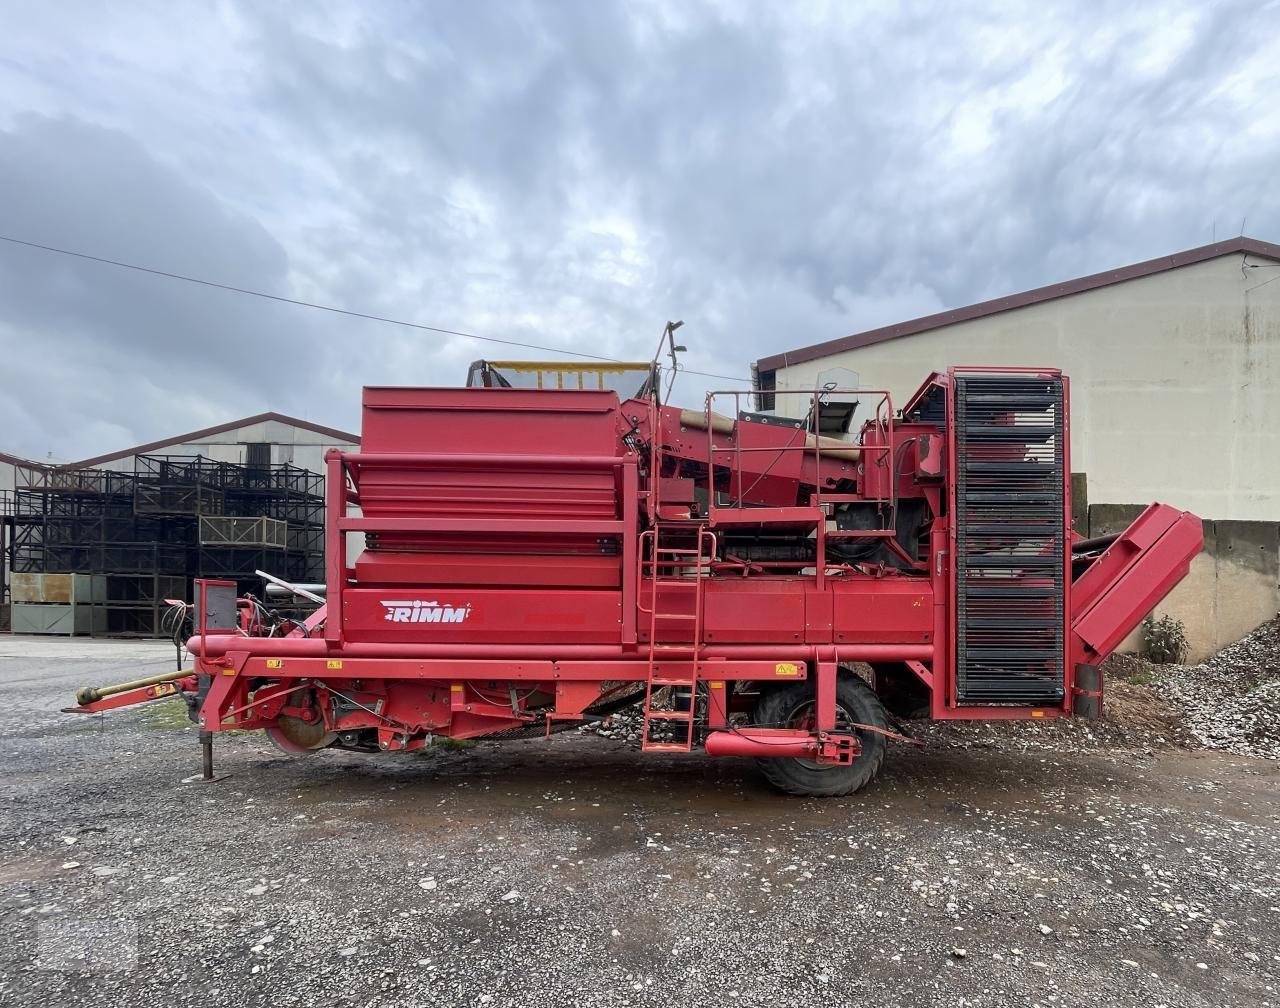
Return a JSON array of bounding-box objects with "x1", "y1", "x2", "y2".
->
[{"x1": 71, "y1": 359, "x2": 1202, "y2": 796}]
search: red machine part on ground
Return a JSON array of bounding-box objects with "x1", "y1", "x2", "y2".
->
[{"x1": 70, "y1": 365, "x2": 1203, "y2": 796}]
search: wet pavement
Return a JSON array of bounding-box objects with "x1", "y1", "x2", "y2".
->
[{"x1": 1, "y1": 637, "x2": 1278, "y2": 1007}]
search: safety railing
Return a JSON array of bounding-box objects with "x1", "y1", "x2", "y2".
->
[
  {"x1": 696, "y1": 388, "x2": 896, "y2": 585},
  {"x1": 703, "y1": 387, "x2": 894, "y2": 511}
]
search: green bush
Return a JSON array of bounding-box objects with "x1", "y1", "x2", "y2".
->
[{"x1": 1140, "y1": 614, "x2": 1189, "y2": 665}]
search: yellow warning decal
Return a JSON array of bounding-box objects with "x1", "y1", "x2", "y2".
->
[
  {"x1": 1031, "y1": 710, "x2": 1045, "y2": 718},
  {"x1": 709, "y1": 681, "x2": 725, "y2": 690},
  {"x1": 450, "y1": 684, "x2": 464, "y2": 693},
  {"x1": 266, "y1": 658, "x2": 283, "y2": 669},
  {"x1": 222, "y1": 669, "x2": 236, "y2": 676},
  {"x1": 326, "y1": 659, "x2": 343, "y2": 670},
  {"x1": 775, "y1": 662, "x2": 801, "y2": 677},
  {"x1": 150, "y1": 683, "x2": 176, "y2": 697}
]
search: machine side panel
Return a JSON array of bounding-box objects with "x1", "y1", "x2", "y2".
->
[
  {"x1": 832, "y1": 580, "x2": 933, "y2": 645},
  {"x1": 342, "y1": 587, "x2": 623, "y2": 644},
  {"x1": 361, "y1": 387, "x2": 622, "y2": 457},
  {"x1": 700, "y1": 581, "x2": 807, "y2": 644}
]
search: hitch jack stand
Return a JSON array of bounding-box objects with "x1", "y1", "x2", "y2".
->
[
  {"x1": 201, "y1": 730, "x2": 214, "y2": 780},
  {"x1": 192, "y1": 730, "x2": 230, "y2": 783}
]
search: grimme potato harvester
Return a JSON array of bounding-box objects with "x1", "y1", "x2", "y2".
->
[{"x1": 72, "y1": 361, "x2": 1202, "y2": 795}]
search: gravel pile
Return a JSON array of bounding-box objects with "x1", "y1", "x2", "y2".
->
[
  {"x1": 904, "y1": 669, "x2": 1195, "y2": 757},
  {"x1": 581, "y1": 708, "x2": 644, "y2": 744},
  {"x1": 1159, "y1": 618, "x2": 1280, "y2": 760},
  {"x1": 911, "y1": 619, "x2": 1280, "y2": 760}
]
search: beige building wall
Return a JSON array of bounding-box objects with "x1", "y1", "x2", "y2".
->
[{"x1": 768, "y1": 253, "x2": 1280, "y2": 522}]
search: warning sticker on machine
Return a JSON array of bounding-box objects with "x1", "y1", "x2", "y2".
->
[{"x1": 774, "y1": 662, "x2": 801, "y2": 677}]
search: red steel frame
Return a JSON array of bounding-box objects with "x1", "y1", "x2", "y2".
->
[{"x1": 71, "y1": 368, "x2": 1205, "y2": 769}]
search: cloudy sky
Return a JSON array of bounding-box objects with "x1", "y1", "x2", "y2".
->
[{"x1": 1, "y1": 1, "x2": 1277, "y2": 460}]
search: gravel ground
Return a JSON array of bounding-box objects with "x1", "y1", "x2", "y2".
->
[{"x1": 1, "y1": 636, "x2": 1279, "y2": 1007}]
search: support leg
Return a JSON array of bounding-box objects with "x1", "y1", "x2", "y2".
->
[{"x1": 815, "y1": 661, "x2": 838, "y2": 731}]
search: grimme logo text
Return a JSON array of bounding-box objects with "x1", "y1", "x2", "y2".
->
[{"x1": 381, "y1": 600, "x2": 471, "y2": 624}]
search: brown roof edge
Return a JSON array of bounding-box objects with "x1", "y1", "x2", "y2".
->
[
  {"x1": 63, "y1": 412, "x2": 360, "y2": 469},
  {"x1": 0, "y1": 451, "x2": 44, "y2": 468},
  {"x1": 755, "y1": 236, "x2": 1280, "y2": 373}
]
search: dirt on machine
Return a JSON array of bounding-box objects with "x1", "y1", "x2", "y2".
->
[{"x1": 70, "y1": 348, "x2": 1203, "y2": 796}]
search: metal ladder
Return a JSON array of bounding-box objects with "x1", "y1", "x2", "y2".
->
[{"x1": 639, "y1": 526, "x2": 713, "y2": 752}]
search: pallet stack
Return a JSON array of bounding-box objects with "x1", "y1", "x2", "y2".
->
[{"x1": 9, "y1": 572, "x2": 107, "y2": 636}]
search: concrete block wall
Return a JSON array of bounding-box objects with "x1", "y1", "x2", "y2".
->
[{"x1": 1086, "y1": 502, "x2": 1279, "y2": 663}]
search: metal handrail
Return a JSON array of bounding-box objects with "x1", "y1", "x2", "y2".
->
[{"x1": 701, "y1": 387, "x2": 896, "y2": 524}]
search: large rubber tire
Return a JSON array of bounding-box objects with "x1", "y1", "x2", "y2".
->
[{"x1": 751, "y1": 673, "x2": 889, "y2": 797}]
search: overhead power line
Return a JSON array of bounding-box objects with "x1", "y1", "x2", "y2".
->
[{"x1": 0, "y1": 233, "x2": 753, "y2": 384}]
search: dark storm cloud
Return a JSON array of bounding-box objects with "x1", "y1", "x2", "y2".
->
[
  {"x1": 0, "y1": 1, "x2": 1277, "y2": 458},
  {"x1": 0, "y1": 116, "x2": 326, "y2": 458}
]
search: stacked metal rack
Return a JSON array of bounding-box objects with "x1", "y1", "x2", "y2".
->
[
  {"x1": 8, "y1": 454, "x2": 326, "y2": 636},
  {"x1": 0, "y1": 489, "x2": 13, "y2": 630},
  {"x1": 204, "y1": 458, "x2": 325, "y2": 584}
]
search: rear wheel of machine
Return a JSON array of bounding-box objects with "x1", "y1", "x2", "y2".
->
[{"x1": 751, "y1": 674, "x2": 888, "y2": 797}]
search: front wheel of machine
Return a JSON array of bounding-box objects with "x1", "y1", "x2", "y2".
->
[{"x1": 751, "y1": 674, "x2": 889, "y2": 797}]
